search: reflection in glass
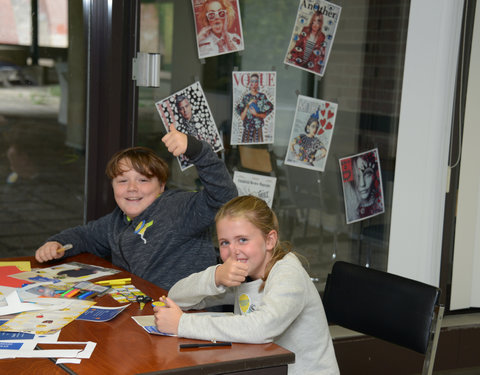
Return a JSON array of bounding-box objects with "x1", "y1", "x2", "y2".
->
[
  {"x1": 136, "y1": 0, "x2": 410, "y2": 290},
  {"x1": 0, "y1": 0, "x2": 85, "y2": 256}
]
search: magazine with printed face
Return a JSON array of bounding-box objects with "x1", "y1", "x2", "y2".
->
[
  {"x1": 339, "y1": 148, "x2": 385, "y2": 224},
  {"x1": 155, "y1": 82, "x2": 223, "y2": 171},
  {"x1": 231, "y1": 71, "x2": 276, "y2": 145},
  {"x1": 192, "y1": 0, "x2": 245, "y2": 59},
  {"x1": 284, "y1": 0, "x2": 341, "y2": 77},
  {"x1": 285, "y1": 95, "x2": 337, "y2": 172}
]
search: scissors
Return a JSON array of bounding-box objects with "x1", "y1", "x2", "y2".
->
[{"x1": 136, "y1": 295, "x2": 152, "y2": 310}]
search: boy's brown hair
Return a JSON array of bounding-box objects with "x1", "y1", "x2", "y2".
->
[{"x1": 105, "y1": 147, "x2": 169, "y2": 184}]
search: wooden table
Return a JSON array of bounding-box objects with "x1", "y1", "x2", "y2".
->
[{"x1": 0, "y1": 253, "x2": 295, "y2": 374}]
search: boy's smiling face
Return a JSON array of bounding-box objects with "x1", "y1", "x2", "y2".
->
[{"x1": 112, "y1": 159, "x2": 164, "y2": 219}]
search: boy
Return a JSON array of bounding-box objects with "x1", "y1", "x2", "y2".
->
[{"x1": 35, "y1": 125, "x2": 237, "y2": 290}]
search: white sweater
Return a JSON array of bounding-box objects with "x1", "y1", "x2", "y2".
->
[{"x1": 169, "y1": 253, "x2": 339, "y2": 375}]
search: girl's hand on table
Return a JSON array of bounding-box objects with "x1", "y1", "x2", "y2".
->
[{"x1": 153, "y1": 296, "x2": 183, "y2": 335}]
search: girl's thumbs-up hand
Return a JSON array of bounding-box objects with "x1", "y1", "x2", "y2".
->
[{"x1": 215, "y1": 252, "x2": 248, "y2": 287}]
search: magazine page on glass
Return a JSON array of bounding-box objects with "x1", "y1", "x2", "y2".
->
[
  {"x1": 155, "y1": 82, "x2": 223, "y2": 171},
  {"x1": 192, "y1": 0, "x2": 244, "y2": 59},
  {"x1": 231, "y1": 71, "x2": 276, "y2": 145},
  {"x1": 284, "y1": 95, "x2": 337, "y2": 172},
  {"x1": 233, "y1": 171, "x2": 277, "y2": 208},
  {"x1": 339, "y1": 148, "x2": 385, "y2": 224},
  {"x1": 284, "y1": 0, "x2": 341, "y2": 77}
]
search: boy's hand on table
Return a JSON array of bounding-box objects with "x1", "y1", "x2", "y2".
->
[
  {"x1": 153, "y1": 296, "x2": 182, "y2": 335},
  {"x1": 162, "y1": 124, "x2": 187, "y2": 157},
  {"x1": 215, "y1": 254, "x2": 248, "y2": 287},
  {"x1": 35, "y1": 241, "x2": 65, "y2": 262}
]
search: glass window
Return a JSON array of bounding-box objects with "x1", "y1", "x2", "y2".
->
[
  {"x1": 137, "y1": 0, "x2": 410, "y2": 290},
  {"x1": 0, "y1": 0, "x2": 32, "y2": 46},
  {"x1": 38, "y1": 0, "x2": 69, "y2": 48},
  {"x1": 0, "y1": 0, "x2": 85, "y2": 256}
]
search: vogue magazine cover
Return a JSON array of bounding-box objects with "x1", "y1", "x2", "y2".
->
[
  {"x1": 155, "y1": 82, "x2": 223, "y2": 171},
  {"x1": 192, "y1": 0, "x2": 245, "y2": 59},
  {"x1": 231, "y1": 71, "x2": 276, "y2": 145},
  {"x1": 285, "y1": 95, "x2": 337, "y2": 172},
  {"x1": 284, "y1": 0, "x2": 341, "y2": 77},
  {"x1": 339, "y1": 148, "x2": 385, "y2": 224}
]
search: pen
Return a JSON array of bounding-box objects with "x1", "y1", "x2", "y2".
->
[
  {"x1": 179, "y1": 342, "x2": 232, "y2": 349},
  {"x1": 64, "y1": 288, "x2": 81, "y2": 298},
  {"x1": 77, "y1": 290, "x2": 93, "y2": 299},
  {"x1": 56, "y1": 243, "x2": 73, "y2": 254},
  {"x1": 60, "y1": 288, "x2": 75, "y2": 297},
  {"x1": 95, "y1": 278, "x2": 131, "y2": 286}
]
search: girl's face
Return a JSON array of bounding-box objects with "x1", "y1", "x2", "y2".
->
[
  {"x1": 206, "y1": 1, "x2": 226, "y2": 36},
  {"x1": 311, "y1": 15, "x2": 323, "y2": 33},
  {"x1": 217, "y1": 216, "x2": 277, "y2": 280},
  {"x1": 354, "y1": 158, "x2": 375, "y2": 201},
  {"x1": 112, "y1": 159, "x2": 164, "y2": 219},
  {"x1": 307, "y1": 121, "x2": 319, "y2": 136},
  {"x1": 249, "y1": 75, "x2": 259, "y2": 91}
]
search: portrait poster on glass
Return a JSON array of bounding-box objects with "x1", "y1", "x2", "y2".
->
[
  {"x1": 284, "y1": 95, "x2": 337, "y2": 172},
  {"x1": 155, "y1": 82, "x2": 223, "y2": 171},
  {"x1": 231, "y1": 71, "x2": 276, "y2": 145},
  {"x1": 192, "y1": 0, "x2": 245, "y2": 59},
  {"x1": 339, "y1": 148, "x2": 385, "y2": 224},
  {"x1": 284, "y1": 0, "x2": 341, "y2": 77},
  {"x1": 233, "y1": 171, "x2": 277, "y2": 208}
]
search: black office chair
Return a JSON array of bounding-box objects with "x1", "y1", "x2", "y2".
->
[{"x1": 323, "y1": 261, "x2": 444, "y2": 375}]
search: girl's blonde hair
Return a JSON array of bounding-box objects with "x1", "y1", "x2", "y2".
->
[{"x1": 215, "y1": 195, "x2": 292, "y2": 290}]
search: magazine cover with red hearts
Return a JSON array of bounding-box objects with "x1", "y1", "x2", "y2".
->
[{"x1": 284, "y1": 95, "x2": 337, "y2": 172}]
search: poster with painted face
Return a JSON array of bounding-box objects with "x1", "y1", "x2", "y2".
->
[
  {"x1": 284, "y1": 0, "x2": 341, "y2": 77},
  {"x1": 192, "y1": 0, "x2": 245, "y2": 59},
  {"x1": 155, "y1": 82, "x2": 223, "y2": 171},
  {"x1": 231, "y1": 71, "x2": 276, "y2": 145},
  {"x1": 285, "y1": 95, "x2": 337, "y2": 172},
  {"x1": 339, "y1": 148, "x2": 385, "y2": 224}
]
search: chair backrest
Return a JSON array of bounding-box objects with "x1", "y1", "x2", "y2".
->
[{"x1": 323, "y1": 261, "x2": 443, "y2": 361}]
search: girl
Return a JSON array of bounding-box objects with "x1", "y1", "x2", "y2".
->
[{"x1": 154, "y1": 195, "x2": 339, "y2": 375}]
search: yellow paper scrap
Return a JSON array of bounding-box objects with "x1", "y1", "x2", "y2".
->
[{"x1": 0, "y1": 261, "x2": 31, "y2": 272}]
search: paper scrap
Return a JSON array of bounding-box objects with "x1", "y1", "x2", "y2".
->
[
  {"x1": 132, "y1": 315, "x2": 176, "y2": 336},
  {"x1": 77, "y1": 304, "x2": 130, "y2": 322},
  {"x1": 0, "y1": 340, "x2": 96, "y2": 359},
  {"x1": 0, "y1": 290, "x2": 43, "y2": 316},
  {"x1": 0, "y1": 298, "x2": 95, "y2": 335},
  {"x1": 0, "y1": 262, "x2": 31, "y2": 272}
]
